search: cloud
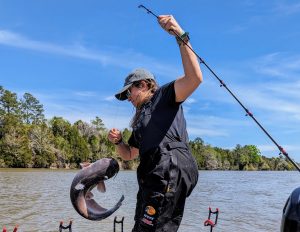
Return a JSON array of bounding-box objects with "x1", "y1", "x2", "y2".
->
[
  {"x1": 187, "y1": 127, "x2": 229, "y2": 137},
  {"x1": 252, "y1": 53, "x2": 300, "y2": 79},
  {"x1": 258, "y1": 144, "x2": 300, "y2": 157},
  {"x1": 202, "y1": 52, "x2": 300, "y2": 124},
  {"x1": 266, "y1": 81, "x2": 300, "y2": 101},
  {"x1": 185, "y1": 114, "x2": 249, "y2": 138},
  {"x1": 186, "y1": 51, "x2": 300, "y2": 155},
  {"x1": 237, "y1": 87, "x2": 300, "y2": 116},
  {"x1": 257, "y1": 144, "x2": 279, "y2": 153},
  {"x1": 104, "y1": 96, "x2": 115, "y2": 101},
  {"x1": 0, "y1": 29, "x2": 180, "y2": 79},
  {"x1": 73, "y1": 91, "x2": 97, "y2": 97},
  {"x1": 0, "y1": 30, "x2": 109, "y2": 63}
]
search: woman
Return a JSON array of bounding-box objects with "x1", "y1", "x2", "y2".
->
[{"x1": 108, "y1": 15, "x2": 203, "y2": 232}]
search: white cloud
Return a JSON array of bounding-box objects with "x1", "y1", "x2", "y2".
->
[
  {"x1": 104, "y1": 96, "x2": 115, "y2": 101},
  {"x1": 239, "y1": 88, "x2": 300, "y2": 115},
  {"x1": 185, "y1": 114, "x2": 250, "y2": 139},
  {"x1": 0, "y1": 29, "x2": 180, "y2": 79},
  {"x1": 187, "y1": 52, "x2": 300, "y2": 157},
  {"x1": 258, "y1": 144, "x2": 279, "y2": 153},
  {"x1": 187, "y1": 115, "x2": 247, "y2": 127},
  {"x1": 187, "y1": 127, "x2": 229, "y2": 137},
  {"x1": 73, "y1": 91, "x2": 97, "y2": 97},
  {"x1": 225, "y1": 78, "x2": 300, "y2": 127},
  {"x1": 203, "y1": 53, "x2": 300, "y2": 125},
  {"x1": 258, "y1": 144, "x2": 300, "y2": 159},
  {"x1": 0, "y1": 30, "x2": 108, "y2": 63},
  {"x1": 267, "y1": 81, "x2": 300, "y2": 98},
  {"x1": 252, "y1": 53, "x2": 300, "y2": 79}
]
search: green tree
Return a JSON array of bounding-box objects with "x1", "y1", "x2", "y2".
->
[
  {"x1": 189, "y1": 137, "x2": 205, "y2": 169},
  {"x1": 49, "y1": 117, "x2": 75, "y2": 165},
  {"x1": 68, "y1": 125, "x2": 90, "y2": 164},
  {"x1": 91, "y1": 116, "x2": 105, "y2": 132},
  {"x1": 29, "y1": 124, "x2": 55, "y2": 167},
  {"x1": 240, "y1": 153, "x2": 250, "y2": 169},
  {"x1": 21, "y1": 93, "x2": 45, "y2": 124},
  {"x1": 214, "y1": 147, "x2": 232, "y2": 170},
  {"x1": 53, "y1": 136, "x2": 72, "y2": 165},
  {"x1": 74, "y1": 120, "x2": 97, "y2": 140},
  {"x1": 89, "y1": 134, "x2": 101, "y2": 160},
  {"x1": 202, "y1": 145, "x2": 221, "y2": 170},
  {"x1": 277, "y1": 158, "x2": 290, "y2": 170},
  {"x1": 260, "y1": 160, "x2": 270, "y2": 170},
  {"x1": 232, "y1": 144, "x2": 243, "y2": 169},
  {"x1": 0, "y1": 86, "x2": 5, "y2": 116},
  {"x1": 0, "y1": 125, "x2": 31, "y2": 167},
  {"x1": 0, "y1": 87, "x2": 23, "y2": 148},
  {"x1": 246, "y1": 145, "x2": 261, "y2": 165},
  {"x1": 0, "y1": 87, "x2": 20, "y2": 116},
  {"x1": 49, "y1": 117, "x2": 72, "y2": 138}
]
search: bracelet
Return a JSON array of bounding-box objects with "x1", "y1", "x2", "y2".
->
[
  {"x1": 114, "y1": 137, "x2": 123, "y2": 145},
  {"x1": 176, "y1": 31, "x2": 190, "y2": 46}
]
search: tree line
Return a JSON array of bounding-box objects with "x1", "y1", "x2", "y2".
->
[{"x1": 0, "y1": 86, "x2": 296, "y2": 170}]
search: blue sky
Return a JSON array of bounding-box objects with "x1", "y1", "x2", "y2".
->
[{"x1": 1, "y1": 0, "x2": 300, "y2": 161}]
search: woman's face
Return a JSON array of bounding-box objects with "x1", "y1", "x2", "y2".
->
[{"x1": 127, "y1": 81, "x2": 148, "y2": 108}]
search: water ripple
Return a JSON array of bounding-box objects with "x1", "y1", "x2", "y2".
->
[{"x1": 0, "y1": 170, "x2": 299, "y2": 231}]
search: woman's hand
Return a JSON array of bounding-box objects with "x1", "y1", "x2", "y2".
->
[
  {"x1": 108, "y1": 128, "x2": 139, "y2": 161},
  {"x1": 158, "y1": 15, "x2": 184, "y2": 36},
  {"x1": 108, "y1": 128, "x2": 122, "y2": 144}
]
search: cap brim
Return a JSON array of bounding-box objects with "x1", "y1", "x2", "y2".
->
[{"x1": 114, "y1": 83, "x2": 132, "y2": 101}]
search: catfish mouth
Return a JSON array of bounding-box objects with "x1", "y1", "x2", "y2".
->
[
  {"x1": 106, "y1": 159, "x2": 120, "y2": 178},
  {"x1": 70, "y1": 158, "x2": 124, "y2": 221}
]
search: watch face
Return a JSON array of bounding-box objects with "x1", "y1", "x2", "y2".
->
[{"x1": 176, "y1": 32, "x2": 190, "y2": 45}]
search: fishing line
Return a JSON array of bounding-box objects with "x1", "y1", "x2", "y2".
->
[
  {"x1": 111, "y1": 99, "x2": 121, "y2": 128},
  {"x1": 138, "y1": 4, "x2": 300, "y2": 172}
]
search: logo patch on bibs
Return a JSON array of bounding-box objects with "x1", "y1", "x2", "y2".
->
[
  {"x1": 145, "y1": 205, "x2": 156, "y2": 216},
  {"x1": 141, "y1": 205, "x2": 156, "y2": 226}
]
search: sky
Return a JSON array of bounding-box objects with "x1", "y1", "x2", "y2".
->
[{"x1": 0, "y1": 0, "x2": 300, "y2": 161}]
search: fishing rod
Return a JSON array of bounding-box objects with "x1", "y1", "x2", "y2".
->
[{"x1": 138, "y1": 4, "x2": 300, "y2": 172}]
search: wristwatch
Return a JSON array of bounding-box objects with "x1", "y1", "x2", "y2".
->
[
  {"x1": 114, "y1": 138, "x2": 123, "y2": 145},
  {"x1": 176, "y1": 31, "x2": 190, "y2": 46}
]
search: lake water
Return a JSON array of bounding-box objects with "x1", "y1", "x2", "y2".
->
[{"x1": 0, "y1": 169, "x2": 299, "y2": 232}]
